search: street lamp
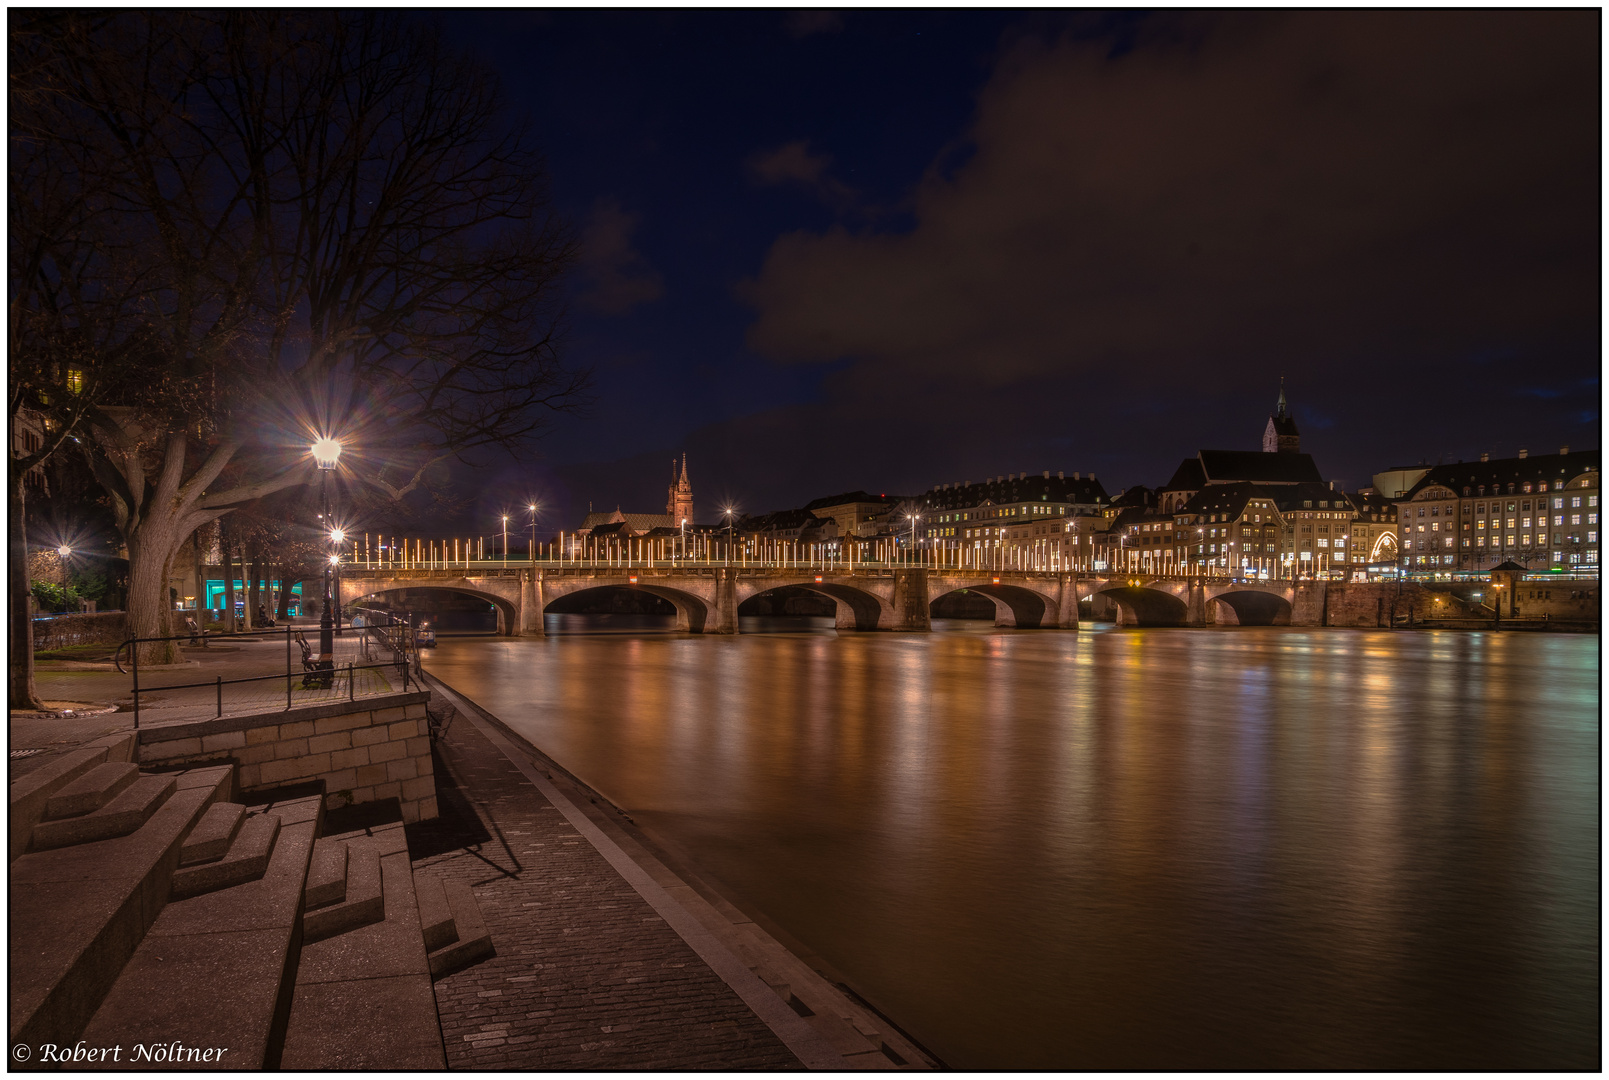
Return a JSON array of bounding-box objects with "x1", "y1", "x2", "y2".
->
[
  {"x1": 501, "y1": 514, "x2": 509, "y2": 567},
  {"x1": 312, "y1": 437, "x2": 342, "y2": 653},
  {"x1": 56, "y1": 545, "x2": 71, "y2": 612},
  {"x1": 723, "y1": 507, "x2": 736, "y2": 566},
  {"x1": 908, "y1": 514, "x2": 919, "y2": 564},
  {"x1": 528, "y1": 504, "x2": 539, "y2": 563}
]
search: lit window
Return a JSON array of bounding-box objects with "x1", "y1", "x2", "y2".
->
[
  {"x1": 1572, "y1": 496, "x2": 1582, "y2": 507},
  {"x1": 1572, "y1": 515, "x2": 1581, "y2": 526}
]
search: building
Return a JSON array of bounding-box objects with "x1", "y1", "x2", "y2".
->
[
  {"x1": 1395, "y1": 448, "x2": 1600, "y2": 575},
  {"x1": 804, "y1": 491, "x2": 894, "y2": 538},
  {"x1": 666, "y1": 454, "x2": 693, "y2": 524},
  {"x1": 921, "y1": 470, "x2": 1109, "y2": 553},
  {"x1": 1263, "y1": 382, "x2": 1301, "y2": 454},
  {"x1": 1160, "y1": 387, "x2": 1325, "y2": 514},
  {"x1": 575, "y1": 454, "x2": 696, "y2": 537}
]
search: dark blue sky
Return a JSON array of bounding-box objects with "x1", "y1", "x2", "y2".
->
[{"x1": 433, "y1": 10, "x2": 1598, "y2": 533}]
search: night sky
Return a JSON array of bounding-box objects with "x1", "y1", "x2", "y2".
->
[{"x1": 432, "y1": 10, "x2": 1599, "y2": 533}]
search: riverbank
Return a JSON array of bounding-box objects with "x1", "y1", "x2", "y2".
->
[{"x1": 418, "y1": 670, "x2": 941, "y2": 1069}]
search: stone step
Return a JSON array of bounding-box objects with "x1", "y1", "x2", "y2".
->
[
  {"x1": 426, "y1": 879, "x2": 494, "y2": 979},
  {"x1": 43, "y1": 761, "x2": 139, "y2": 821},
  {"x1": 9, "y1": 734, "x2": 137, "y2": 862},
  {"x1": 302, "y1": 842, "x2": 383, "y2": 944},
  {"x1": 304, "y1": 837, "x2": 348, "y2": 909},
  {"x1": 413, "y1": 873, "x2": 456, "y2": 953},
  {"x1": 30, "y1": 773, "x2": 177, "y2": 852},
  {"x1": 169, "y1": 812, "x2": 281, "y2": 901},
  {"x1": 78, "y1": 794, "x2": 325, "y2": 1069},
  {"x1": 280, "y1": 824, "x2": 446, "y2": 1069},
  {"x1": 179, "y1": 801, "x2": 247, "y2": 866},
  {"x1": 9, "y1": 765, "x2": 232, "y2": 1050}
]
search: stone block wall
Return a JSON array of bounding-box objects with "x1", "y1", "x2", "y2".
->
[{"x1": 137, "y1": 691, "x2": 437, "y2": 823}]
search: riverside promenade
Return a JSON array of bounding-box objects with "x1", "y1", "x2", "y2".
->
[{"x1": 11, "y1": 636, "x2": 932, "y2": 1070}]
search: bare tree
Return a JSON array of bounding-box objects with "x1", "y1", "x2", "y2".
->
[{"x1": 11, "y1": 12, "x2": 585, "y2": 665}]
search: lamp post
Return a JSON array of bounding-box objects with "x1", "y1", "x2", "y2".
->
[
  {"x1": 501, "y1": 515, "x2": 508, "y2": 567},
  {"x1": 56, "y1": 545, "x2": 71, "y2": 612},
  {"x1": 723, "y1": 508, "x2": 735, "y2": 566},
  {"x1": 312, "y1": 437, "x2": 342, "y2": 653},
  {"x1": 908, "y1": 514, "x2": 919, "y2": 565}
]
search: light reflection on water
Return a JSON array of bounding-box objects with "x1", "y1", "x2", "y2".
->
[{"x1": 425, "y1": 624, "x2": 1599, "y2": 1070}]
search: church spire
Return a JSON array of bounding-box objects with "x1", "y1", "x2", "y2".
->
[{"x1": 1263, "y1": 379, "x2": 1300, "y2": 454}]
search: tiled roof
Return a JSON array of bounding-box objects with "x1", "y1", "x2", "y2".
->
[
  {"x1": 1198, "y1": 450, "x2": 1324, "y2": 485},
  {"x1": 1162, "y1": 457, "x2": 1207, "y2": 492},
  {"x1": 921, "y1": 474, "x2": 1108, "y2": 510},
  {"x1": 803, "y1": 491, "x2": 890, "y2": 511}
]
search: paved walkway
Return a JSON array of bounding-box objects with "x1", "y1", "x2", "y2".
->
[{"x1": 406, "y1": 686, "x2": 814, "y2": 1069}]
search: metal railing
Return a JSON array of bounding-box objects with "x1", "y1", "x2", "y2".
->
[{"x1": 116, "y1": 613, "x2": 415, "y2": 729}]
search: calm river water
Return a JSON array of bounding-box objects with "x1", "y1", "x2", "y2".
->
[{"x1": 424, "y1": 620, "x2": 1598, "y2": 1070}]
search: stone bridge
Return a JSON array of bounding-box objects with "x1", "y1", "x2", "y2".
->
[{"x1": 337, "y1": 565, "x2": 1334, "y2": 634}]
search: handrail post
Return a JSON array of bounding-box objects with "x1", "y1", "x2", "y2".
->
[
  {"x1": 131, "y1": 637, "x2": 140, "y2": 730},
  {"x1": 286, "y1": 625, "x2": 293, "y2": 709},
  {"x1": 217, "y1": 675, "x2": 223, "y2": 718}
]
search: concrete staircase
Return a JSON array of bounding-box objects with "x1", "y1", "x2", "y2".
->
[{"x1": 8, "y1": 749, "x2": 493, "y2": 1069}]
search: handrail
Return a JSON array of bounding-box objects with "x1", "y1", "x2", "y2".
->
[{"x1": 118, "y1": 617, "x2": 414, "y2": 729}]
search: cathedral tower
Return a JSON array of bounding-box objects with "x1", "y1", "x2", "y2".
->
[
  {"x1": 666, "y1": 454, "x2": 694, "y2": 523},
  {"x1": 1262, "y1": 381, "x2": 1300, "y2": 454}
]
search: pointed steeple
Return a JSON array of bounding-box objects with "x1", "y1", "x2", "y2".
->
[{"x1": 1263, "y1": 379, "x2": 1300, "y2": 454}]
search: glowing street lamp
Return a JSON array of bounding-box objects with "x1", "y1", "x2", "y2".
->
[
  {"x1": 312, "y1": 437, "x2": 343, "y2": 652},
  {"x1": 501, "y1": 514, "x2": 509, "y2": 567},
  {"x1": 56, "y1": 544, "x2": 71, "y2": 612}
]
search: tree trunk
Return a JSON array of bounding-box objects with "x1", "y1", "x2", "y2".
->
[
  {"x1": 126, "y1": 524, "x2": 184, "y2": 665},
  {"x1": 9, "y1": 474, "x2": 45, "y2": 710},
  {"x1": 275, "y1": 562, "x2": 293, "y2": 621},
  {"x1": 219, "y1": 519, "x2": 238, "y2": 635},
  {"x1": 243, "y1": 547, "x2": 256, "y2": 631}
]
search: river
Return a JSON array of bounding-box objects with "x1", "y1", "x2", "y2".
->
[{"x1": 423, "y1": 620, "x2": 1599, "y2": 1069}]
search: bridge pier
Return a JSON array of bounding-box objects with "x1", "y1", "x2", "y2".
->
[
  {"x1": 887, "y1": 569, "x2": 930, "y2": 631},
  {"x1": 1186, "y1": 581, "x2": 1208, "y2": 627},
  {"x1": 519, "y1": 572, "x2": 545, "y2": 636},
  {"x1": 709, "y1": 568, "x2": 740, "y2": 634},
  {"x1": 1057, "y1": 574, "x2": 1080, "y2": 629}
]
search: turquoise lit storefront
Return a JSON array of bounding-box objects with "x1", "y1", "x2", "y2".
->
[{"x1": 202, "y1": 578, "x2": 303, "y2": 616}]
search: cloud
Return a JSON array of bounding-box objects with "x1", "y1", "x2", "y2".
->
[
  {"x1": 748, "y1": 139, "x2": 859, "y2": 212},
  {"x1": 784, "y1": 11, "x2": 843, "y2": 39},
  {"x1": 740, "y1": 11, "x2": 1598, "y2": 401},
  {"x1": 577, "y1": 198, "x2": 663, "y2": 314}
]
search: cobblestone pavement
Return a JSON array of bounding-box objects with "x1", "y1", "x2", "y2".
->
[{"x1": 406, "y1": 700, "x2": 803, "y2": 1070}]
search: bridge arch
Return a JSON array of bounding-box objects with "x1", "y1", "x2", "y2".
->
[
  {"x1": 735, "y1": 580, "x2": 886, "y2": 631},
  {"x1": 544, "y1": 583, "x2": 712, "y2": 634},
  {"x1": 1093, "y1": 585, "x2": 1189, "y2": 627},
  {"x1": 346, "y1": 583, "x2": 518, "y2": 635},
  {"x1": 929, "y1": 583, "x2": 1057, "y2": 628},
  {"x1": 1207, "y1": 590, "x2": 1292, "y2": 626}
]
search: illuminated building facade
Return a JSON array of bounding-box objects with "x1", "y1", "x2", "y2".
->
[{"x1": 1396, "y1": 448, "x2": 1600, "y2": 574}]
